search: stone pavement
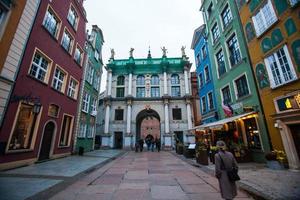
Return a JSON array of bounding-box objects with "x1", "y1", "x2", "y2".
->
[
  {"x1": 49, "y1": 151, "x2": 253, "y2": 200},
  {"x1": 0, "y1": 149, "x2": 124, "y2": 200},
  {"x1": 175, "y1": 153, "x2": 300, "y2": 200}
]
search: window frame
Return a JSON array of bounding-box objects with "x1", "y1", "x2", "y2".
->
[
  {"x1": 52, "y1": 65, "x2": 68, "y2": 93},
  {"x1": 28, "y1": 48, "x2": 53, "y2": 84},
  {"x1": 61, "y1": 27, "x2": 75, "y2": 54},
  {"x1": 67, "y1": 76, "x2": 79, "y2": 99},
  {"x1": 172, "y1": 108, "x2": 182, "y2": 120},
  {"x1": 221, "y1": 84, "x2": 232, "y2": 105},
  {"x1": 74, "y1": 43, "x2": 84, "y2": 66},
  {"x1": 233, "y1": 73, "x2": 251, "y2": 99},
  {"x1": 82, "y1": 91, "x2": 90, "y2": 113},
  {"x1": 201, "y1": 95, "x2": 207, "y2": 113},
  {"x1": 221, "y1": 4, "x2": 233, "y2": 29},
  {"x1": 58, "y1": 114, "x2": 74, "y2": 147},
  {"x1": 207, "y1": 91, "x2": 214, "y2": 110},
  {"x1": 42, "y1": 4, "x2": 62, "y2": 39},
  {"x1": 226, "y1": 33, "x2": 242, "y2": 67},
  {"x1": 67, "y1": 3, "x2": 79, "y2": 31},
  {"x1": 215, "y1": 48, "x2": 226, "y2": 77},
  {"x1": 115, "y1": 109, "x2": 124, "y2": 121},
  {"x1": 204, "y1": 66, "x2": 210, "y2": 83},
  {"x1": 211, "y1": 22, "x2": 220, "y2": 43},
  {"x1": 78, "y1": 122, "x2": 87, "y2": 138}
]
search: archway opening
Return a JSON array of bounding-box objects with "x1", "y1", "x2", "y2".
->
[
  {"x1": 38, "y1": 121, "x2": 55, "y2": 161},
  {"x1": 136, "y1": 109, "x2": 160, "y2": 142}
]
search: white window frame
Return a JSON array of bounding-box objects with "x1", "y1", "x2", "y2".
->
[
  {"x1": 221, "y1": 3, "x2": 233, "y2": 29},
  {"x1": 82, "y1": 92, "x2": 90, "y2": 113},
  {"x1": 215, "y1": 47, "x2": 226, "y2": 78},
  {"x1": 42, "y1": 5, "x2": 61, "y2": 39},
  {"x1": 233, "y1": 73, "x2": 251, "y2": 100},
  {"x1": 78, "y1": 122, "x2": 87, "y2": 138},
  {"x1": 67, "y1": 77, "x2": 79, "y2": 99},
  {"x1": 87, "y1": 124, "x2": 95, "y2": 138},
  {"x1": 211, "y1": 22, "x2": 220, "y2": 43},
  {"x1": 52, "y1": 66, "x2": 67, "y2": 93},
  {"x1": 207, "y1": 91, "x2": 214, "y2": 110},
  {"x1": 67, "y1": 4, "x2": 79, "y2": 30},
  {"x1": 61, "y1": 28, "x2": 74, "y2": 54},
  {"x1": 94, "y1": 50, "x2": 100, "y2": 61},
  {"x1": 252, "y1": 0, "x2": 277, "y2": 37},
  {"x1": 201, "y1": 95, "x2": 207, "y2": 113},
  {"x1": 74, "y1": 44, "x2": 83, "y2": 66},
  {"x1": 91, "y1": 97, "x2": 97, "y2": 116},
  {"x1": 220, "y1": 84, "x2": 233, "y2": 105},
  {"x1": 204, "y1": 65, "x2": 210, "y2": 83},
  {"x1": 264, "y1": 45, "x2": 297, "y2": 88},
  {"x1": 85, "y1": 63, "x2": 94, "y2": 84}
]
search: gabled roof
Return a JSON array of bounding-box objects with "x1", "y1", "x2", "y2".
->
[{"x1": 190, "y1": 24, "x2": 206, "y2": 50}]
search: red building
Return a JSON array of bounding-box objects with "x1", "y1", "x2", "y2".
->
[{"x1": 0, "y1": 0, "x2": 87, "y2": 170}]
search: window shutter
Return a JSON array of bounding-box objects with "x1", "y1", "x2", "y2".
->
[
  {"x1": 264, "y1": 58, "x2": 275, "y2": 88},
  {"x1": 251, "y1": 15, "x2": 260, "y2": 37}
]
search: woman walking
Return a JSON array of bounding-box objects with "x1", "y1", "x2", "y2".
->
[{"x1": 215, "y1": 140, "x2": 238, "y2": 200}]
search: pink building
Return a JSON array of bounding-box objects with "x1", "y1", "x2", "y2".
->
[{"x1": 0, "y1": 0, "x2": 87, "y2": 170}]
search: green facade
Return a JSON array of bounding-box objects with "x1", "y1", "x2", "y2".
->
[
  {"x1": 76, "y1": 26, "x2": 104, "y2": 153},
  {"x1": 202, "y1": 0, "x2": 270, "y2": 162}
]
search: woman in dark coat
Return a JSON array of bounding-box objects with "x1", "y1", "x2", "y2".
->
[{"x1": 215, "y1": 140, "x2": 238, "y2": 200}]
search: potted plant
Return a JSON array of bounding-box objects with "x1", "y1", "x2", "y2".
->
[
  {"x1": 195, "y1": 141, "x2": 208, "y2": 165},
  {"x1": 265, "y1": 150, "x2": 285, "y2": 170}
]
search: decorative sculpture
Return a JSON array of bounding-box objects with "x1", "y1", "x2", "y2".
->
[
  {"x1": 161, "y1": 46, "x2": 167, "y2": 57},
  {"x1": 110, "y1": 48, "x2": 115, "y2": 59},
  {"x1": 129, "y1": 47, "x2": 134, "y2": 57},
  {"x1": 181, "y1": 46, "x2": 186, "y2": 57}
]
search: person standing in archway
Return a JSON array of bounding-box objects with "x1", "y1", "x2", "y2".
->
[
  {"x1": 139, "y1": 138, "x2": 144, "y2": 152},
  {"x1": 155, "y1": 137, "x2": 161, "y2": 152}
]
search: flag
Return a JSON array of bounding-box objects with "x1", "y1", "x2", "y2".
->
[{"x1": 222, "y1": 102, "x2": 233, "y2": 117}]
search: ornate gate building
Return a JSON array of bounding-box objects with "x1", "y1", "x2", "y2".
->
[{"x1": 101, "y1": 48, "x2": 194, "y2": 149}]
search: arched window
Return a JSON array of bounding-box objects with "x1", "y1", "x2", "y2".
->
[
  {"x1": 171, "y1": 74, "x2": 180, "y2": 84},
  {"x1": 136, "y1": 75, "x2": 145, "y2": 97},
  {"x1": 171, "y1": 74, "x2": 180, "y2": 97},
  {"x1": 116, "y1": 76, "x2": 125, "y2": 97},
  {"x1": 151, "y1": 75, "x2": 160, "y2": 97}
]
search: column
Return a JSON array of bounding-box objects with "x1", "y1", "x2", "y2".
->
[
  {"x1": 104, "y1": 104, "x2": 110, "y2": 134},
  {"x1": 107, "y1": 69, "x2": 112, "y2": 96},
  {"x1": 164, "y1": 71, "x2": 168, "y2": 95},
  {"x1": 186, "y1": 103, "x2": 192, "y2": 130},
  {"x1": 128, "y1": 73, "x2": 132, "y2": 96},
  {"x1": 126, "y1": 103, "x2": 131, "y2": 134},
  {"x1": 184, "y1": 67, "x2": 190, "y2": 94},
  {"x1": 164, "y1": 101, "x2": 170, "y2": 134}
]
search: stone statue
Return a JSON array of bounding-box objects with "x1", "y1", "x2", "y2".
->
[
  {"x1": 161, "y1": 46, "x2": 167, "y2": 57},
  {"x1": 129, "y1": 47, "x2": 134, "y2": 57},
  {"x1": 110, "y1": 48, "x2": 115, "y2": 59},
  {"x1": 181, "y1": 46, "x2": 186, "y2": 57}
]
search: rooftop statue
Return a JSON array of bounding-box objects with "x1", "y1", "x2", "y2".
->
[
  {"x1": 181, "y1": 46, "x2": 186, "y2": 57},
  {"x1": 129, "y1": 47, "x2": 134, "y2": 57},
  {"x1": 110, "y1": 48, "x2": 115, "y2": 59},
  {"x1": 161, "y1": 46, "x2": 167, "y2": 57}
]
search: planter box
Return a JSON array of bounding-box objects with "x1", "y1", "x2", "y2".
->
[{"x1": 196, "y1": 150, "x2": 208, "y2": 165}]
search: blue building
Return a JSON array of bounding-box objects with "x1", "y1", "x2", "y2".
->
[{"x1": 191, "y1": 25, "x2": 218, "y2": 124}]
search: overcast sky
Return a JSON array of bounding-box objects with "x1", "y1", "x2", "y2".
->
[{"x1": 84, "y1": 0, "x2": 204, "y2": 92}]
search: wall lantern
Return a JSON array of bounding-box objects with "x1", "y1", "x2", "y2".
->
[{"x1": 33, "y1": 103, "x2": 42, "y2": 114}]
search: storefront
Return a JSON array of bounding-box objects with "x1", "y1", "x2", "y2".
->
[
  {"x1": 272, "y1": 91, "x2": 300, "y2": 170},
  {"x1": 193, "y1": 111, "x2": 264, "y2": 163}
]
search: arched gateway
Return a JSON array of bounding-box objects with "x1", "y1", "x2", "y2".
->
[{"x1": 99, "y1": 50, "x2": 194, "y2": 149}]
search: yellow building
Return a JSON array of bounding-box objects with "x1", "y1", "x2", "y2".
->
[{"x1": 238, "y1": 0, "x2": 300, "y2": 169}]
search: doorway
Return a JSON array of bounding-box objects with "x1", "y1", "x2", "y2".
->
[
  {"x1": 114, "y1": 132, "x2": 123, "y2": 149},
  {"x1": 38, "y1": 122, "x2": 55, "y2": 161},
  {"x1": 289, "y1": 124, "x2": 300, "y2": 161},
  {"x1": 136, "y1": 109, "x2": 161, "y2": 141},
  {"x1": 174, "y1": 131, "x2": 183, "y2": 143}
]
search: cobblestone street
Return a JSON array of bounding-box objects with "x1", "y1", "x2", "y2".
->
[{"x1": 49, "y1": 151, "x2": 252, "y2": 200}]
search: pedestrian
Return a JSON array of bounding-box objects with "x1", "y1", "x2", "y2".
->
[
  {"x1": 139, "y1": 138, "x2": 144, "y2": 152},
  {"x1": 135, "y1": 142, "x2": 139, "y2": 152},
  {"x1": 215, "y1": 140, "x2": 238, "y2": 200},
  {"x1": 155, "y1": 137, "x2": 161, "y2": 152},
  {"x1": 151, "y1": 138, "x2": 155, "y2": 152}
]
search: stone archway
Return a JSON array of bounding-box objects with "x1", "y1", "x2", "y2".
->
[
  {"x1": 136, "y1": 109, "x2": 160, "y2": 142},
  {"x1": 38, "y1": 121, "x2": 55, "y2": 161}
]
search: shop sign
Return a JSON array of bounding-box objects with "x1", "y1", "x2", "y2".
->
[{"x1": 276, "y1": 94, "x2": 300, "y2": 111}]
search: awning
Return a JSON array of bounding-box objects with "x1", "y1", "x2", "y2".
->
[{"x1": 190, "y1": 111, "x2": 257, "y2": 131}]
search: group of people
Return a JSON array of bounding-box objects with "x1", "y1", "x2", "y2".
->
[{"x1": 135, "y1": 135, "x2": 161, "y2": 152}]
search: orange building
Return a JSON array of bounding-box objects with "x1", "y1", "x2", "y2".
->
[{"x1": 238, "y1": 0, "x2": 300, "y2": 169}]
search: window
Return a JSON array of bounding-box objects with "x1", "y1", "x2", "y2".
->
[
  {"x1": 289, "y1": 0, "x2": 300, "y2": 6},
  {"x1": 244, "y1": 118, "x2": 262, "y2": 150},
  {"x1": 201, "y1": 45, "x2": 207, "y2": 59},
  {"x1": 211, "y1": 23, "x2": 220, "y2": 42},
  {"x1": 115, "y1": 109, "x2": 124, "y2": 121},
  {"x1": 227, "y1": 34, "x2": 241, "y2": 66},
  {"x1": 151, "y1": 75, "x2": 159, "y2": 85},
  {"x1": 171, "y1": 74, "x2": 180, "y2": 84},
  {"x1": 116, "y1": 76, "x2": 125, "y2": 97},
  {"x1": 0, "y1": 4, "x2": 9, "y2": 36},
  {"x1": 151, "y1": 87, "x2": 160, "y2": 97},
  {"x1": 199, "y1": 73, "x2": 204, "y2": 88},
  {"x1": 206, "y1": 2, "x2": 213, "y2": 19},
  {"x1": 93, "y1": 74, "x2": 100, "y2": 91},
  {"x1": 91, "y1": 97, "x2": 97, "y2": 115},
  {"x1": 216, "y1": 50, "x2": 226, "y2": 76},
  {"x1": 252, "y1": 0, "x2": 277, "y2": 37},
  {"x1": 136, "y1": 87, "x2": 145, "y2": 97},
  {"x1": 196, "y1": 54, "x2": 200, "y2": 65},
  {"x1": 61, "y1": 29, "x2": 74, "y2": 53},
  {"x1": 85, "y1": 63, "x2": 94, "y2": 84},
  {"x1": 136, "y1": 75, "x2": 145, "y2": 85},
  {"x1": 8, "y1": 103, "x2": 39, "y2": 151},
  {"x1": 52, "y1": 67, "x2": 67, "y2": 93},
  {"x1": 221, "y1": 85, "x2": 232, "y2": 104},
  {"x1": 171, "y1": 86, "x2": 181, "y2": 97},
  {"x1": 94, "y1": 50, "x2": 99, "y2": 61},
  {"x1": 29, "y1": 50, "x2": 52, "y2": 83},
  {"x1": 87, "y1": 124, "x2": 95, "y2": 138},
  {"x1": 67, "y1": 78, "x2": 79, "y2": 99},
  {"x1": 264, "y1": 45, "x2": 297, "y2": 88},
  {"x1": 208, "y1": 92, "x2": 214, "y2": 110},
  {"x1": 59, "y1": 115, "x2": 73, "y2": 146},
  {"x1": 221, "y1": 4, "x2": 232, "y2": 28},
  {"x1": 74, "y1": 45, "x2": 83, "y2": 65},
  {"x1": 78, "y1": 122, "x2": 87, "y2": 138},
  {"x1": 201, "y1": 96, "x2": 207, "y2": 113},
  {"x1": 234, "y1": 75, "x2": 249, "y2": 98},
  {"x1": 172, "y1": 108, "x2": 182, "y2": 120},
  {"x1": 82, "y1": 92, "x2": 90, "y2": 113},
  {"x1": 43, "y1": 6, "x2": 61, "y2": 38},
  {"x1": 204, "y1": 66, "x2": 210, "y2": 82},
  {"x1": 67, "y1": 6, "x2": 78, "y2": 29}
]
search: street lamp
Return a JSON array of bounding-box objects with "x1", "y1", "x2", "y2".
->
[{"x1": 33, "y1": 103, "x2": 41, "y2": 114}]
